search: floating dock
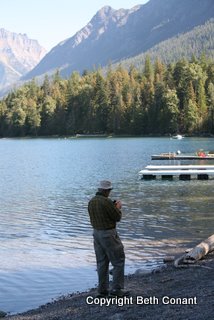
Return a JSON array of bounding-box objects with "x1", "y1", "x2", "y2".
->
[
  {"x1": 151, "y1": 154, "x2": 214, "y2": 160},
  {"x1": 139, "y1": 165, "x2": 214, "y2": 180}
]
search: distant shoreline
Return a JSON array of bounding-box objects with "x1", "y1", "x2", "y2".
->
[{"x1": 1, "y1": 133, "x2": 214, "y2": 139}]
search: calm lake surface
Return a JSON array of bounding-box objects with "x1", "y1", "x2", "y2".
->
[{"x1": 0, "y1": 137, "x2": 214, "y2": 314}]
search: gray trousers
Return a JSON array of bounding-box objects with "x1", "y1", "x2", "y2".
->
[{"x1": 93, "y1": 228, "x2": 125, "y2": 293}]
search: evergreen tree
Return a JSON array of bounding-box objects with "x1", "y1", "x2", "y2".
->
[
  {"x1": 183, "y1": 99, "x2": 199, "y2": 133},
  {"x1": 197, "y1": 78, "x2": 207, "y2": 130},
  {"x1": 207, "y1": 82, "x2": 214, "y2": 132},
  {"x1": 40, "y1": 96, "x2": 56, "y2": 135},
  {"x1": 90, "y1": 71, "x2": 109, "y2": 133},
  {"x1": 160, "y1": 89, "x2": 179, "y2": 134}
]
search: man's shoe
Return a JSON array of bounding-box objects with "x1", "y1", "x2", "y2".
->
[
  {"x1": 96, "y1": 291, "x2": 109, "y2": 298},
  {"x1": 109, "y1": 289, "x2": 130, "y2": 297}
]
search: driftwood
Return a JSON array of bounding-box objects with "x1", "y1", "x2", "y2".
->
[{"x1": 174, "y1": 234, "x2": 214, "y2": 267}]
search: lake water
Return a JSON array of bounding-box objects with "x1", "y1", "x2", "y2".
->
[{"x1": 0, "y1": 137, "x2": 214, "y2": 314}]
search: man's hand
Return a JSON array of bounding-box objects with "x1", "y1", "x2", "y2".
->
[{"x1": 115, "y1": 200, "x2": 122, "y2": 210}]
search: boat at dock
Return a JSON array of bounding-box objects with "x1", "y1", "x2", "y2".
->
[
  {"x1": 151, "y1": 151, "x2": 214, "y2": 160},
  {"x1": 141, "y1": 149, "x2": 214, "y2": 180}
]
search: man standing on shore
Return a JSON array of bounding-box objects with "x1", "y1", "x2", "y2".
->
[{"x1": 88, "y1": 180, "x2": 128, "y2": 297}]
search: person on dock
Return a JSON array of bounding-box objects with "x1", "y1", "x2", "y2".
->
[{"x1": 88, "y1": 180, "x2": 128, "y2": 297}]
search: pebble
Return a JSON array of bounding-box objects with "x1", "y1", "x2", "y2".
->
[{"x1": 0, "y1": 311, "x2": 7, "y2": 318}]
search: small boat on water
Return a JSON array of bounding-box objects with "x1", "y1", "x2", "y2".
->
[{"x1": 171, "y1": 134, "x2": 184, "y2": 140}]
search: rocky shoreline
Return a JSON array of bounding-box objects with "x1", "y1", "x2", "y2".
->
[{"x1": 3, "y1": 251, "x2": 214, "y2": 320}]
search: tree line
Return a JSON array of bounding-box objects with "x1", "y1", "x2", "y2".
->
[{"x1": 0, "y1": 55, "x2": 214, "y2": 137}]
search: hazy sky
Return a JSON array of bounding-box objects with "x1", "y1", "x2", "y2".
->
[{"x1": 0, "y1": 0, "x2": 149, "y2": 51}]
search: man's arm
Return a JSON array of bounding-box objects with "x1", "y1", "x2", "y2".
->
[{"x1": 107, "y1": 198, "x2": 122, "y2": 222}]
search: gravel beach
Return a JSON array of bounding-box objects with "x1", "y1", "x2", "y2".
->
[{"x1": 3, "y1": 251, "x2": 214, "y2": 320}]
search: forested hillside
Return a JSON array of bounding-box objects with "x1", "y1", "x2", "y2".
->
[
  {"x1": 0, "y1": 55, "x2": 214, "y2": 137},
  {"x1": 113, "y1": 19, "x2": 214, "y2": 71}
]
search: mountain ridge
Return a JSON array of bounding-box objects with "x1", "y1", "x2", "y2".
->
[
  {"x1": 25, "y1": 5, "x2": 140, "y2": 76},
  {"x1": 23, "y1": 0, "x2": 214, "y2": 81},
  {"x1": 1, "y1": 0, "x2": 214, "y2": 95},
  {"x1": 0, "y1": 28, "x2": 46, "y2": 90}
]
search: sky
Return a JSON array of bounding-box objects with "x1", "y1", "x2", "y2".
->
[{"x1": 0, "y1": 0, "x2": 149, "y2": 52}]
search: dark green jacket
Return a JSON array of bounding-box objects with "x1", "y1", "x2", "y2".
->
[{"x1": 88, "y1": 192, "x2": 122, "y2": 230}]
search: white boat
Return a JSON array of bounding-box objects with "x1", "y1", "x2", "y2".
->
[{"x1": 171, "y1": 134, "x2": 184, "y2": 140}]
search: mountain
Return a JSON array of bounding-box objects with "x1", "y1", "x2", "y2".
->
[
  {"x1": 23, "y1": 0, "x2": 214, "y2": 81},
  {"x1": 0, "y1": 28, "x2": 46, "y2": 90},
  {"x1": 112, "y1": 18, "x2": 214, "y2": 71}
]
